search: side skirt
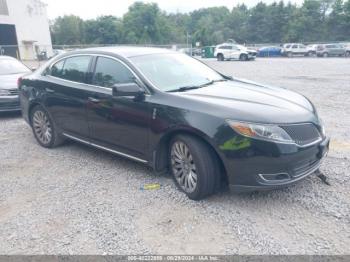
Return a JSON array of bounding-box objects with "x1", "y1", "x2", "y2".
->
[{"x1": 62, "y1": 133, "x2": 148, "y2": 164}]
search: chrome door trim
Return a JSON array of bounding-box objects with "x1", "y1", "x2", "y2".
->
[
  {"x1": 44, "y1": 53, "x2": 150, "y2": 95},
  {"x1": 62, "y1": 133, "x2": 148, "y2": 164}
]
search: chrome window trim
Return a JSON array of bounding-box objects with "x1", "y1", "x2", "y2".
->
[
  {"x1": 44, "y1": 53, "x2": 150, "y2": 95},
  {"x1": 62, "y1": 133, "x2": 148, "y2": 164}
]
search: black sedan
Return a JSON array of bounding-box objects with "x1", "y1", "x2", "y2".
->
[{"x1": 19, "y1": 47, "x2": 330, "y2": 200}]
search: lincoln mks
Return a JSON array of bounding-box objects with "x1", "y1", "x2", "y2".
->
[{"x1": 19, "y1": 47, "x2": 330, "y2": 200}]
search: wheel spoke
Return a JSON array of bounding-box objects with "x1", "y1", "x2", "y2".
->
[
  {"x1": 32, "y1": 110, "x2": 52, "y2": 145},
  {"x1": 171, "y1": 141, "x2": 197, "y2": 193}
]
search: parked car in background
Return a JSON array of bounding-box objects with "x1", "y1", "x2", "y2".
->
[
  {"x1": 19, "y1": 47, "x2": 329, "y2": 200},
  {"x1": 282, "y1": 43, "x2": 308, "y2": 57},
  {"x1": 214, "y1": 43, "x2": 257, "y2": 61},
  {"x1": 191, "y1": 48, "x2": 202, "y2": 56},
  {"x1": 257, "y1": 46, "x2": 282, "y2": 57},
  {"x1": 306, "y1": 44, "x2": 318, "y2": 56},
  {"x1": 0, "y1": 56, "x2": 30, "y2": 112},
  {"x1": 316, "y1": 44, "x2": 346, "y2": 57},
  {"x1": 340, "y1": 43, "x2": 350, "y2": 57}
]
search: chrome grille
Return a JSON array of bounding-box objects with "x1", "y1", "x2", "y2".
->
[
  {"x1": 280, "y1": 123, "x2": 321, "y2": 146},
  {"x1": 8, "y1": 89, "x2": 19, "y2": 95}
]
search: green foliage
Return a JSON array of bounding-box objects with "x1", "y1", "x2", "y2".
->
[
  {"x1": 51, "y1": 15, "x2": 85, "y2": 45},
  {"x1": 51, "y1": 1, "x2": 350, "y2": 46}
]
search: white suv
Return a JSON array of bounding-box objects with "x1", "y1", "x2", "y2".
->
[
  {"x1": 214, "y1": 43, "x2": 257, "y2": 61},
  {"x1": 282, "y1": 43, "x2": 308, "y2": 57}
]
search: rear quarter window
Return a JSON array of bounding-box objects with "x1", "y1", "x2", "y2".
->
[
  {"x1": 50, "y1": 60, "x2": 65, "y2": 78},
  {"x1": 61, "y1": 56, "x2": 91, "y2": 83}
]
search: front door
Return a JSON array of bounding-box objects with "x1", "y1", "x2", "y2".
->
[{"x1": 86, "y1": 56, "x2": 151, "y2": 160}]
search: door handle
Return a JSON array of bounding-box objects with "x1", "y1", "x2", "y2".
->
[
  {"x1": 88, "y1": 97, "x2": 100, "y2": 103},
  {"x1": 45, "y1": 88, "x2": 54, "y2": 93}
]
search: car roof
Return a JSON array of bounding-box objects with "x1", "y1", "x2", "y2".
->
[{"x1": 78, "y1": 46, "x2": 177, "y2": 58}]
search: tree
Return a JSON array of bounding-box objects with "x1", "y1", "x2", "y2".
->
[
  {"x1": 51, "y1": 15, "x2": 85, "y2": 45},
  {"x1": 50, "y1": 1, "x2": 350, "y2": 46},
  {"x1": 123, "y1": 2, "x2": 165, "y2": 44},
  {"x1": 84, "y1": 16, "x2": 123, "y2": 44}
]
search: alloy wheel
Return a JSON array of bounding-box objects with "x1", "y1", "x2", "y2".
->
[
  {"x1": 32, "y1": 110, "x2": 52, "y2": 145},
  {"x1": 171, "y1": 141, "x2": 198, "y2": 193}
]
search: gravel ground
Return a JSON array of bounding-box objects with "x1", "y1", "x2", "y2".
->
[{"x1": 1, "y1": 57, "x2": 349, "y2": 255}]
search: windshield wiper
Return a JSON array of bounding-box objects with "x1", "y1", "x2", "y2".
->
[{"x1": 168, "y1": 79, "x2": 227, "y2": 93}]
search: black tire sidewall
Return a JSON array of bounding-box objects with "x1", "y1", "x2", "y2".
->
[
  {"x1": 217, "y1": 54, "x2": 224, "y2": 61},
  {"x1": 240, "y1": 54, "x2": 248, "y2": 61}
]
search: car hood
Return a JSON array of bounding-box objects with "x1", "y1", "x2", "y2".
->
[
  {"x1": 177, "y1": 79, "x2": 317, "y2": 124},
  {"x1": 0, "y1": 73, "x2": 27, "y2": 90}
]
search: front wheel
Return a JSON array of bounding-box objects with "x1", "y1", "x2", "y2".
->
[
  {"x1": 169, "y1": 135, "x2": 220, "y2": 200},
  {"x1": 323, "y1": 52, "x2": 329, "y2": 57},
  {"x1": 240, "y1": 54, "x2": 248, "y2": 61},
  {"x1": 30, "y1": 105, "x2": 64, "y2": 148},
  {"x1": 217, "y1": 54, "x2": 224, "y2": 61},
  {"x1": 346, "y1": 51, "x2": 350, "y2": 57}
]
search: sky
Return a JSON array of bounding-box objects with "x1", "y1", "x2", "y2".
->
[{"x1": 41, "y1": 0, "x2": 304, "y2": 20}]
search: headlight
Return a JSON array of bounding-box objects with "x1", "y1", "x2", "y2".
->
[
  {"x1": 226, "y1": 120, "x2": 293, "y2": 143},
  {"x1": 0, "y1": 89, "x2": 11, "y2": 96}
]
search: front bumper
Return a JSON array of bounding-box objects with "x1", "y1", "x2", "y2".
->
[
  {"x1": 220, "y1": 136, "x2": 330, "y2": 192},
  {"x1": 0, "y1": 96, "x2": 21, "y2": 112},
  {"x1": 247, "y1": 52, "x2": 257, "y2": 60}
]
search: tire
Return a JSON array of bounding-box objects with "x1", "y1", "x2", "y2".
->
[
  {"x1": 323, "y1": 52, "x2": 329, "y2": 58},
  {"x1": 217, "y1": 53, "x2": 224, "y2": 61},
  {"x1": 240, "y1": 54, "x2": 248, "y2": 61},
  {"x1": 169, "y1": 135, "x2": 221, "y2": 200},
  {"x1": 287, "y1": 52, "x2": 293, "y2": 58},
  {"x1": 346, "y1": 51, "x2": 350, "y2": 57},
  {"x1": 30, "y1": 105, "x2": 64, "y2": 148}
]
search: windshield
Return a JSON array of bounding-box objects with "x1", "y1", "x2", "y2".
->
[
  {"x1": 0, "y1": 58, "x2": 30, "y2": 75},
  {"x1": 130, "y1": 53, "x2": 224, "y2": 92}
]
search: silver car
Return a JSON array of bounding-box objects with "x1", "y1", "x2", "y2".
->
[
  {"x1": 0, "y1": 56, "x2": 31, "y2": 112},
  {"x1": 316, "y1": 44, "x2": 346, "y2": 57}
]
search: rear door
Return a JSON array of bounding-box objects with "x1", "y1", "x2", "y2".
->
[
  {"x1": 230, "y1": 45, "x2": 241, "y2": 59},
  {"x1": 43, "y1": 55, "x2": 93, "y2": 138},
  {"x1": 86, "y1": 56, "x2": 151, "y2": 160}
]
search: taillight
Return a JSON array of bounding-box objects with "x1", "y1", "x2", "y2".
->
[{"x1": 17, "y1": 77, "x2": 22, "y2": 88}]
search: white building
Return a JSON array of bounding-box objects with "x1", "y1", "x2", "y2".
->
[{"x1": 0, "y1": 0, "x2": 53, "y2": 60}]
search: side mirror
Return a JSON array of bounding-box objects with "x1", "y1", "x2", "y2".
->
[
  {"x1": 112, "y1": 83, "x2": 145, "y2": 98},
  {"x1": 31, "y1": 67, "x2": 37, "y2": 72}
]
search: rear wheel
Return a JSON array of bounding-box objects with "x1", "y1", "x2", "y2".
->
[
  {"x1": 240, "y1": 54, "x2": 248, "y2": 61},
  {"x1": 169, "y1": 135, "x2": 220, "y2": 200},
  {"x1": 346, "y1": 51, "x2": 350, "y2": 57},
  {"x1": 217, "y1": 53, "x2": 224, "y2": 61},
  {"x1": 30, "y1": 105, "x2": 64, "y2": 148}
]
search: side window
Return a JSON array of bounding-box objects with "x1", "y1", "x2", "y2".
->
[
  {"x1": 50, "y1": 59, "x2": 65, "y2": 78},
  {"x1": 292, "y1": 45, "x2": 298, "y2": 49},
  {"x1": 92, "y1": 57, "x2": 134, "y2": 88},
  {"x1": 61, "y1": 56, "x2": 91, "y2": 83},
  {"x1": 219, "y1": 46, "x2": 232, "y2": 50}
]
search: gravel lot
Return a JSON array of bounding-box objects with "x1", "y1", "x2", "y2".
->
[{"x1": 1, "y1": 57, "x2": 349, "y2": 255}]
